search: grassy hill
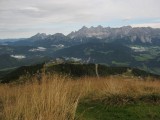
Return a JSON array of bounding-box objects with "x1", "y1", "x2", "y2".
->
[
  {"x1": 0, "y1": 63, "x2": 44, "y2": 83},
  {"x1": 0, "y1": 63, "x2": 159, "y2": 83}
]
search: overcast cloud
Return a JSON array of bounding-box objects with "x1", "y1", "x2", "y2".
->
[{"x1": 0, "y1": 0, "x2": 160, "y2": 38}]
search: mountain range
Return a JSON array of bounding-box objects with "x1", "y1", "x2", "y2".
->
[
  {"x1": 68, "y1": 26, "x2": 160, "y2": 44},
  {"x1": 2, "y1": 26, "x2": 160, "y2": 46},
  {"x1": 0, "y1": 26, "x2": 160, "y2": 75}
]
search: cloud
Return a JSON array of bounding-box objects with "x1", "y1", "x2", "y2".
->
[
  {"x1": 10, "y1": 55, "x2": 26, "y2": 59},
  {"x1": 22, "y1": 7, "x2": 41, "y2": 12},
  {"x1": 131, "y1": 22, "x2": 160, "y2": 28},
  {"x1": 122, "y1": 17, "x2": 133, "y2": 22},
  {"x1": 0, "y1": 0, "x2": 160, "y2": 38}
]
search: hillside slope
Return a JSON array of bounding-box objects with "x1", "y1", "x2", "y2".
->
[{"x1": 1, "y1": 63, "x2": 159, "y2": 83}]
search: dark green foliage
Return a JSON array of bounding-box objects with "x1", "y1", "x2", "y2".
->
[
  {"x1": 47, "y1": 63, "x2": 96, "y2": 77},
  {"x1": 1, "y1": 63, "x2": 44, "y2": 83},
  {"x1": 48, "y1": 63, "x2": 159, "y2": 78}
]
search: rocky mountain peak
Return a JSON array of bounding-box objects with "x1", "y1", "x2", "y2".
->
[
  {"x1": 30, "y1": 33, "x2": 48, "y2": 40},
  {"x1": 53, "y1": 33, "x2": 65, "y2": 37},
  {"x1": 68, "y1": 25, "x2": 160, "y2": 43},
  {"x1": 80, "y1": 26, "x2": 88, "y2": 30}
]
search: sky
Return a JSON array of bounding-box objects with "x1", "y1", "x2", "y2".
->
[{"x1": 0, "y1": 0, "x2": 160, "y2": 38}]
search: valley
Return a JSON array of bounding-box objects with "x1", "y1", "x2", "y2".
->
[{"x1": 1, "y1": 26, "x2": 160, "y2": 75}]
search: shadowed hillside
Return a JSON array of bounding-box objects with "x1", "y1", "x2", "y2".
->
[{"x1": 1, "y1": 63, "x2": 159, "y2": 83}]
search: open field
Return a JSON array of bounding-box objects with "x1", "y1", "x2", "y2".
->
[{"x1": 0, "y1": 73, "x2": 160, "y2": 120}]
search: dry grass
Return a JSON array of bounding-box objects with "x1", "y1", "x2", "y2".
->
[
  {"x1": 0, "y1": 74, "x2": 81, "y2": 120},
  {"x1": 79, "y1": 76, "x2": 160, "y2": 104},
  {"x1": 0, "y1": 74, "x2": 160, "y2": 120}
]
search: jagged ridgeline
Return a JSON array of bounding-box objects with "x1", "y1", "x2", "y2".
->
[{"x1": 0, "y1": 63, "x2": 159, "y2": 83}]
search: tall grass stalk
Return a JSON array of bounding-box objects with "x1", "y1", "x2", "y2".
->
[{"x1": 0, "y1": 74, "x2": 81, "y2": 120}]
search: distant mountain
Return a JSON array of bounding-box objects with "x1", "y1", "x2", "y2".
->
[
  {"x1": 29, "y1": 33, "x2": 48, "y2": 41},
  {"x1": 4, "y1": 33, "x2": 48, "y2": 46},
  {"x1": 4, "y1": 33, "x2": 71, "y2": 47},
  {"x1": 34, "y1": 33, "x2": 72, "y2": 47},
  {"x1": 2, "y1": 26, "x2": 160, "y2": 47},
  {"x1": 0, "y1": 38, "x2": 26, "y2": 45},
  {"x1": 68, "y1": 26, "x2": 160, "y2": 44}
]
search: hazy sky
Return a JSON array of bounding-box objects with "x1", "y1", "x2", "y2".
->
[{"x1": 0, "y1": 0, "x2": 160, "y2": 38}]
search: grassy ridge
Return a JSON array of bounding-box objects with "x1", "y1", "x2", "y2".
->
[
  {"x1": 1, "y1": 63, "x2": 159, "y2": 83},
  {"x1": 48, "y1": 63, "x2": 159, "y2": 77},
  {"x1": 0, "y1": 73, "x2": 160, "y2": 120},
  {"x1": 0, "y1": 63, "x2": 44, "y2": 83}
]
